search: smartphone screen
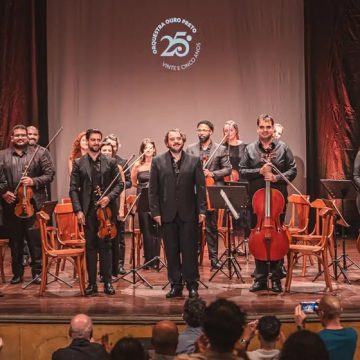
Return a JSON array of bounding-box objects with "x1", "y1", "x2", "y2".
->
[{"x1": 300, "y1": 301, "x2": 319, "y2": 313}]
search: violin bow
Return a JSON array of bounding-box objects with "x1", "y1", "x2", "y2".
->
[
  {"x1": 266, "y1": 161, "x2": 311, "y2": 206},
  {"x1": 202, "y1": 133, "x2": 228, "y2": 170},
  {"x1": 14, "y1": 126, "x2": 63, "y2": 193},
  {"x1": 98, "y1": 152, "x2": 144, "y2": 202}
]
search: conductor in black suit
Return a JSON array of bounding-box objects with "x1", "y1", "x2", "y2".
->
[
  {"x1": 149, "y1": 129, "x2": 206, "y2": 298},
  {"x1": 70, "y1": 129, "x2": 123, "y2": 296}
]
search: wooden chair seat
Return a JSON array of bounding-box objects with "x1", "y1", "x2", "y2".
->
[{"x1": 47, "y1": 248, "x2": 85, "y2": 257}]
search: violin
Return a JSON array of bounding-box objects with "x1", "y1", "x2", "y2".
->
[
  {"x1": 248, "y1": 152, "x2": 289, "y2": 261},
  {"x1": 95, "y1": 186, "x2": 117, "y2": 240},
  {"x1": 14, "y1": 183, "x2": 34, "y2": 218}
]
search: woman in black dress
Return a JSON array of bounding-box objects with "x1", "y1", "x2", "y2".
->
[
  {"x1": 131, "y1": 139, "x2": 160, "y2": 269},
  {"x1": 223, "y1": 120, "x2": 250, "y2": 253}
]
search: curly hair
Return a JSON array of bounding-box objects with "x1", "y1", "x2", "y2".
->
[{"x1": 69, "y1": 131, "x2": 86, "y2": 161}]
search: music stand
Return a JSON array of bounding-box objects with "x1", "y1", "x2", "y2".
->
[
  {"x1": 119, "y1": 191, "x2": 152, "y2": 288},
  {"x1": 320, "y1": 179, "x2": 359, "y2": 283},
  {"x1": 136, "y1": 188, "x2": 167, "y2": 272},
  {"x1": 208, "y1": 185, "x2": 247, "y2": 282},
  {"x1": 225, "y1": 181, "x2": 251, "y2": 261}
]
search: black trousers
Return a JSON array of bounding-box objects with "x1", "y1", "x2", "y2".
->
[
  {"x1": 84, "y1": 207, "x2": 112, "y2": 284},
  {"x1": 139, "y1": 212, "x2": 160, "y2": 263},
  {"x1": 162, "y1": 215, "x2": 199, "y2": 290},
  {"x1": 205, "y1": 210, "x2": 218, "y2": 261},
  {"x1": 3, "y1": 205, "x2": 41, "y2": 278}
]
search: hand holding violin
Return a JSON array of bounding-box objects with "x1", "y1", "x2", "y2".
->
[
  {"x1": 260, "y1": 164, "x2": 277, "y2": 182},
  {"x1": 20, "y1": 176, "x2": 34, "y2": 187},
  {"x1": 2, "y1": 191, "x2": 16, "y2": 204},
  {"x1": 203, "y1": 169, "x2": 214, "y2": 178},
  {"x1": 97, "y1": 196, "x2": 110, "y2": 208}
]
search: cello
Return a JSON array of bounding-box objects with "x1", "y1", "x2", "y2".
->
[{"x1": 248, "y1": 153, "x2": 289, "y2": 262}]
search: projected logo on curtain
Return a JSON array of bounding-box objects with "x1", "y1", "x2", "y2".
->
[{"x1": 151, "y1": 18, "x2": 202, "y2": 71}]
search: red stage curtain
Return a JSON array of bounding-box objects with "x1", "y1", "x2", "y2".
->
[
  {"x1": 306, "y1": 0, "x2": 360, "y2": 198},
  {"x1": 0, "y1": 0, "x2": 44, "y2": 149}
]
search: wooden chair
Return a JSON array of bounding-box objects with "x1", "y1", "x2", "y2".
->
[
  {"x1": 53, "y1": 202, "x2": 86, "y2": 276},
  {"x1": 0, "y1": 239, "x2": 9, "y2": 283},
  {"x1": 37, "y1": 211, "x2": 86, "y2": 296},
  {"x1": 289, "y1": 198, "x2": 335, "y2": 276},
  {"x1": 286, "y1": 194, "x2": 310, "y2": 235},
  {"x1": 285, "y1": 207, "x2": 334, "y2": 292}
]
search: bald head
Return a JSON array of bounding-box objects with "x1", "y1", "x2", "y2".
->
[
  {"x1": 319, "y1": 295, "x2": 342, "y2": 321},
  {"x1": 69, "y1": 314, "x2": 93, "y2": 340},
  {"x1": 151, "y1": 320, "x2": 178, "y2": 355}
]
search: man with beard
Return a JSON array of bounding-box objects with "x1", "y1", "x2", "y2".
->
[
  {"x1": 103, "y1": 134, "x2": 131, "y2": 276},
  {"x1": 186, "y1": 120, "x2": 231, "y2": 270},
  {"x1": 239, "y1": 114, "x2": 297, "y2": 293},
  {"x1": 0, "y1": 125, "x2": 55, "y2": 284},
  {"x1": 149, "y1": 129, "x2": 206, "y2": 298},
  {"x1": 70, "y1": 129, "x2": 123, "y2": 296}
]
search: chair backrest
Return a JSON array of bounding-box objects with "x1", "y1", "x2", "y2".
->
[
  {"x1": 317, "y1": 207, "x2": 335, "y2": 248},
  {"x1": 309, "y1": 199, "x2": 331, "y2": 235},
  {"x1": 54, "y1": 203, "x2": 83, "y2": 241},
  {"x1": 287, "y1": 194, "x2": 310, "y2": 233},
  {"x1": 36, "y1": 211, "x2": 54, "y2": 253}
]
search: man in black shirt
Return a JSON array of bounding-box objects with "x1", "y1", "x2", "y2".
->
[
  {"x1": 239, "y1": 114, "x2": 297, "y2": 293},
  {"x1": 70, "y1": 129, "x2": 122, "y2": 296},
  {"x1": 149, "y1": 129, "x2": 206, "y2": 298},
  {"x1": 0, "y1": 125, "x2": 55, "y2": 284}
]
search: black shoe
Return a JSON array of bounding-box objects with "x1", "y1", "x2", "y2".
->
[
  {"x1": 271, "y1": 280, "x2": 283, "y2": 293},
  {"x1": 10, "y1": 276, "x2": 23, "y2": 285},
  {"x1": 210, "y1": 260, "x2": 221, "y2": 270},
  {"x1": 249, "y1": 281, "x2": 268, "y2": 292},
  {"x1": 280, "y1": 265, "x2": 287, "y2": 279},
  {"x1": 22, "y1": 255, "x2": 30, "y2": 267},
  {"x1": 32, "y1": 274, "x2": 41, "y2": 285},
  {"x1": 85, "y1": 284, "x2": 98, "y2": 296},
  {"x1": 189, "y1": 288, "x2": 199, "y2": 298},
  {"x1": 104, "y1": 283, "x2": 115, "y2": 295},
  {"x1": 118, "y1": 264, "x2": 126, "y2": 275},
  {"x1": 166, "y1": 287, "x2": 183, "y2": 299}
]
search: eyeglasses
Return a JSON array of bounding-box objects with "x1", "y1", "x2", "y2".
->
[{"x1": 13, "y1": 134, "x2": 28, "y2": 138}]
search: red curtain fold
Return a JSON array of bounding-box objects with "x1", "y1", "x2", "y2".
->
[{"x1": 0, "y1": 0, "x2": 38, "y2": 149}]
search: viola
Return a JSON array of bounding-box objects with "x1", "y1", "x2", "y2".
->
[
  {"x1": 95, "y1": 186, "x2": 117, "y2": 240},
  {"x1": 224, "y1": 169, "x2": 240, "y2": 183},
  {"x1": 14, "y1": 184, "x2": 34, "y2": 219},
  {"x1": 248, "y1": 156, "x2": 289, "y2": 261}
]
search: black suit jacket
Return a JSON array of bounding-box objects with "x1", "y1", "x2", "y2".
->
[
  {"x1": 0, "y1": 146, "x2": 55, "y2": 211},
  {"x1": 52, "y1": 338, "x2": 109, "y2": 360},
  {"x1": 149, "y1": 151, "x2": 206, "y2": 223},
  {"x1": 69, "y1": 154, "x2": 123, "y2": 215}
]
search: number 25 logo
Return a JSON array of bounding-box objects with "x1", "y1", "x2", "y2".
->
[{"x1": 160, "y1": 32, "x2": 192, "y2": 57}]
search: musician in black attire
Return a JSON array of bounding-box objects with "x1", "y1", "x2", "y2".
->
[
  {"x1": 104, "y1": 134, "x2": 131, "y2": 275},
  {"x1": 149, "y1": 129, "x2": 206, "y2": 298},
  {"x1": 0, "y1": 125, "x2": 55, "y2": 284},
  {"x1": 239, "y1": 114, "x2": 297, "y2": 293},
  {"x1": 70, "y1": 129, "x2": 123, "y2": 296}
]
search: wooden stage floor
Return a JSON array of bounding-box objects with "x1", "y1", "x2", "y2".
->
[{"x1": 1, "y1": 236, "x2": 360, "y2": 323}]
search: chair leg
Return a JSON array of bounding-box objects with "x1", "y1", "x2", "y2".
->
[
  {"x1": 76, "y1": 256, "x2": 85, "y2": 296},
  {"x1": 0, "y1": 247, "x2": 5, "y2": 283},
  {"x1": 40, "y1": 257, "x2": 49, "y2": 296},
  {"x1": 286, "y1": 252, "x2": 295, "y2": 292},
  {"x1": 322, "y1": 251, "x2": 333, "y2": 292}
]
